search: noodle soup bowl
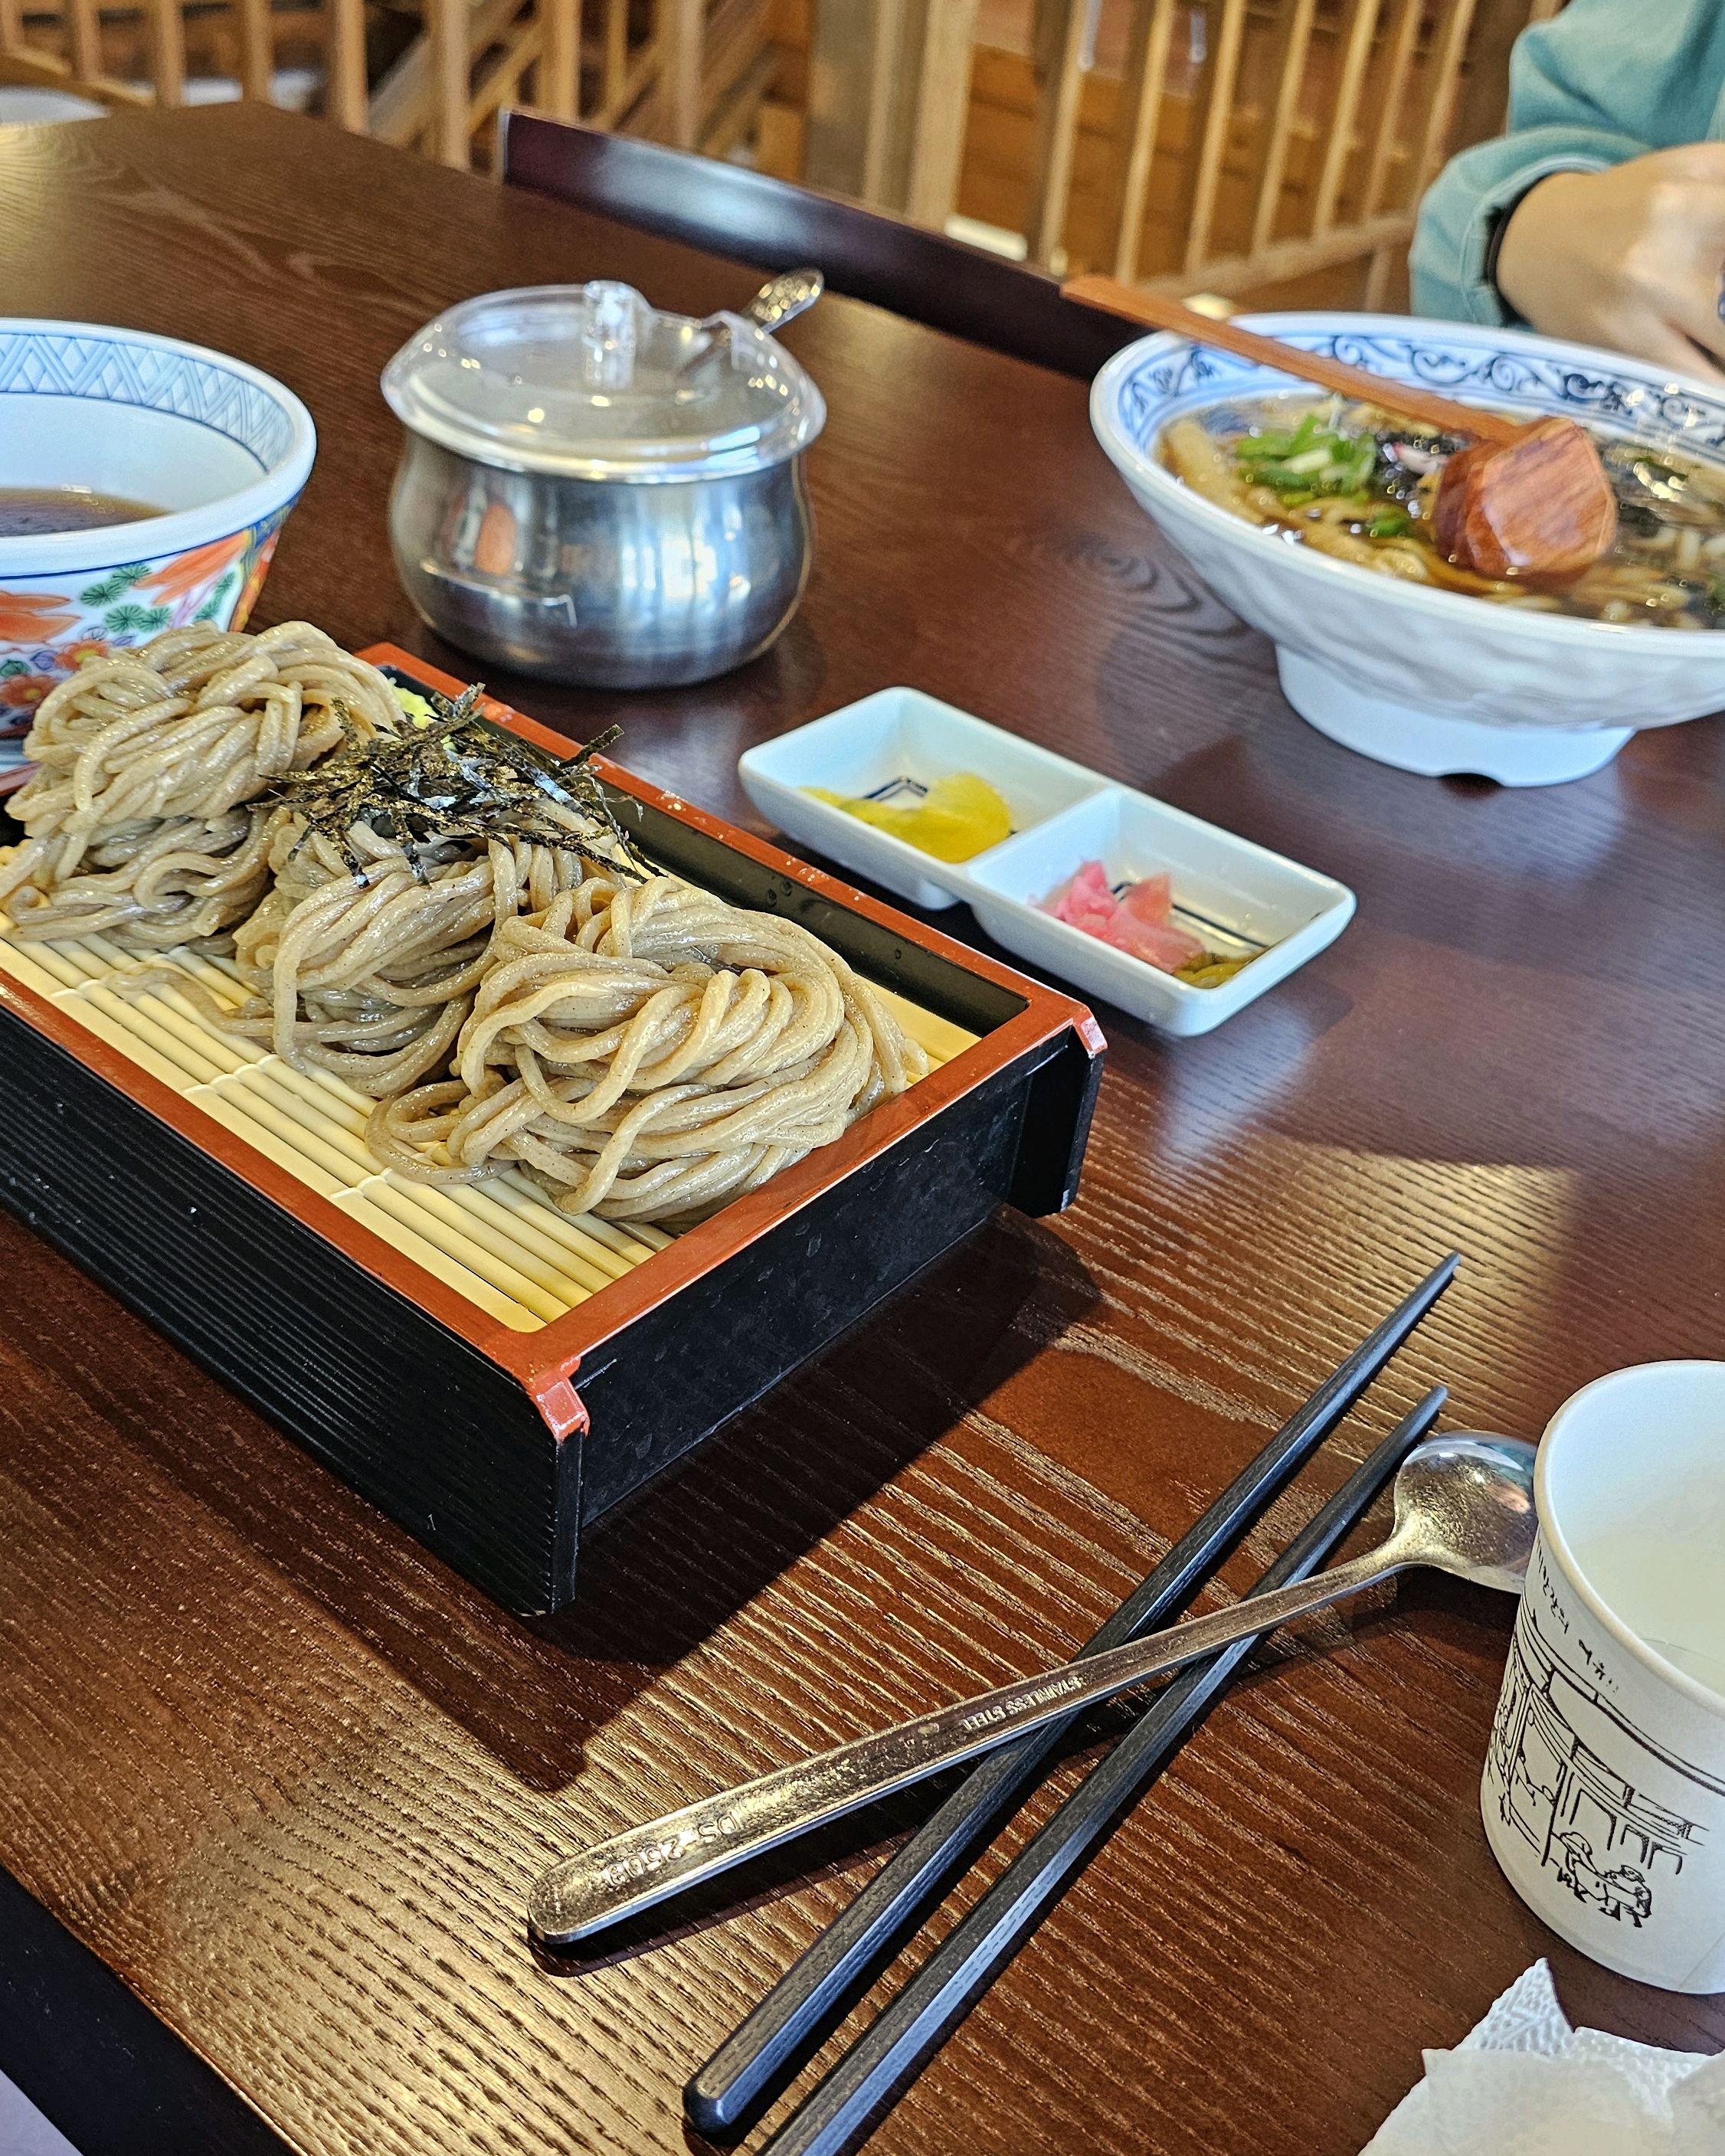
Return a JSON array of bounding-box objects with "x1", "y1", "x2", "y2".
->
[
  {"x1": 1092, "y1": 314, "x2": 1725, "y2": 785},
  {"x1": 0, "y1": 319, "x2": 316, "y2": 770}
]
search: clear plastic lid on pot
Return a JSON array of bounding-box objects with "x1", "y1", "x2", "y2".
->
[{"x1": 381, "y1": 282, "x2": 825, "y2": 483}]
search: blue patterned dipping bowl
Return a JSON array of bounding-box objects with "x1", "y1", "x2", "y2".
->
[
  {"x1": 0, "y1": 319, "x2": 316, "y2": 768},
  {"x1": 1091, "y1": 314, "x2": 1725, "y2": 785}
]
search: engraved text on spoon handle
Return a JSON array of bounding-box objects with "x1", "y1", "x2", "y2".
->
[{"x1": 529, "y1": 1545, "x2": 1400, "y2": 1945}]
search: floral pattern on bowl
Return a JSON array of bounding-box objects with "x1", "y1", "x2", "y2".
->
[
  {"x1": 1118, "y1": 331, "x2": 1725, "y2": 457},
  {"x1": 0, "y1": 317, "x2": 316, "y2": 786},
  {"x1": 0, "y1": 504, "x2": 290, "y2": 742}
]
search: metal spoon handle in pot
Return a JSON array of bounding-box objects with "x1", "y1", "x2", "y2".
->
[
  {"x1": 678, "y1": 270, "x2": 824, "y2": 379},
  {"x1": 742, "y1": 267, "x2": 823, "y2": 333}
]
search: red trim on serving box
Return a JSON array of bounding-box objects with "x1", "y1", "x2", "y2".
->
[
  {"x1": 533, "y1": 1375, "x2": 589, "y2": 1440},
  {"x1": 0, "y1": 649, "x2": 1101, "y2": 1438}
]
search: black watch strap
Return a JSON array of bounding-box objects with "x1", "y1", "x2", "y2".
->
[{"x1": 1481, "y1": 198, "x2": 1519, "y2": 307}]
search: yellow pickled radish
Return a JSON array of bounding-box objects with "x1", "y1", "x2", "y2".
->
[{"x1": 806, "y1": 772, "x2": 1013, "y2": 862}]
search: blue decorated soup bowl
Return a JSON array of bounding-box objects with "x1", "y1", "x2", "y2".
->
[
  {"x1": 0, "y1": 319, "x2": 315, "y2": 777},
  {"x1": 1091, "y1": 313, "x2": 1725, "y2": 785}
]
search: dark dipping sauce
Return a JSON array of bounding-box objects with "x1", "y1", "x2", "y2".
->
[{"x1": 0, "y1": 487, "x2": 164, "y2": 538}]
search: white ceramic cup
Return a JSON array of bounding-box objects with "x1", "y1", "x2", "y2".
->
[{"x1": 1482, "y1": 1361, "x2": 1725, "y2": 1992}]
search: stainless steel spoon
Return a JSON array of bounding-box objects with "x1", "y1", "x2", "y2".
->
[
  {"x1": 530, "y1": 1434, "x2": 1536, "y2": 1946},
  {"x1": 678, "y1": 268, "x2": 823, "y2": 377},
  {"x1": 741, "y1": 267, "x2": 823, "y2": 333}
]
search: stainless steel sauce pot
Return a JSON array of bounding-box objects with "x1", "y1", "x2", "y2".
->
[{"x1": 381, "y1": 281, "x2": 826, "y2": 689}]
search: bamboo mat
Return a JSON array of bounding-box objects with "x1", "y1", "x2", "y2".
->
[{"x1": 0, "y1": 919, "x2": 977, "y2": 1333}]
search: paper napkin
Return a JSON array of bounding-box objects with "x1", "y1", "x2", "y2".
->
[{"x1": 1361, "y1": 1959, "x2": 1725, "y2": 2155}]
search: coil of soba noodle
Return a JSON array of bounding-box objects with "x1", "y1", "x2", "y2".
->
[
  {"x1": 368, "y1": 873, "x2": 930, "y2": 1225},
  {"x1": 195, "y1": 813, "x2": 612, "y2": 1097},
  {"x1": 0, "y1": 622, "x2": 400, "y2": 947}
]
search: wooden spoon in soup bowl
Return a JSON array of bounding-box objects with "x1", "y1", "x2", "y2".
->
[{"x1": 1063, "y1": 276, "x2": 1618, "y2": 584}]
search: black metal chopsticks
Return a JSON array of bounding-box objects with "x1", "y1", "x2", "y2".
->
[
  {"x1": 686, "y1": 1252, "x2": 1457, "y2": 2138},
  {"x1": 749, "y1": 1387, "x2": 1443, "y2": 2156}
]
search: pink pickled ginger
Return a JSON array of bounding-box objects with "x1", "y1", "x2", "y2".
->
[
  {"x1": 1117, "y1": 872, "x2": 1173, "y2": 924},
  {"x1": 1039, "y1": 859, "x2": 1204, "y2": 975},
  {"x1": 1049, "y1": 858, "x2": 1117, "y2": 935}
]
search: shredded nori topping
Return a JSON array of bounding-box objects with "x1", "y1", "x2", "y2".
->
[{"x1": 266, "y1": 682, "x2": 650, "y2": 882}]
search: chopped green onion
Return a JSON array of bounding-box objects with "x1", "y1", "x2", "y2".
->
[
  {"x1": 1367, "y1": 509, "x2": 1410, "y2": 538},
  {"x1": 1249, "y1": 460, "x2": 1325, "y2": 489},
  {"x1": 1289, "y1": 411, "x2": 1324, "y2": 453},
  {"x1": 1235, "y1": 416, "x2": 1399, "y2": 504}
]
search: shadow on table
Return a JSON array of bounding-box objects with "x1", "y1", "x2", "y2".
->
[
  {"x1": 529, "y1": 1569, "x2": 1494, "y2": 1991},
  {"x1": 0, "y1": 1199, "x2": 1098, "y2": 1793},
  {"x1": 535, "y1": 1208, "x2": 1102, "y2": 1667}
]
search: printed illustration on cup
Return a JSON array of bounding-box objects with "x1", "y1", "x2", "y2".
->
[{"x1": 1486, "y1": 1540, "x2": 1723, "y2": 1944}]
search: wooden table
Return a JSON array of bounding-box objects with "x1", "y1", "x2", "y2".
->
[{"x1": 2, "y1": 100, "x2": 1722, "y2": 2156}]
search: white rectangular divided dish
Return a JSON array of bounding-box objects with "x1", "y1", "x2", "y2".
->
[
  {"x1": 964, "y1": 788, "x2": 1353, "y2": 1035},
  {"x1": 738, "y1": 687, "x2": 1107, "y2": 909},
  {"x1": 740, "y1": 689, "x2": 1354, "y2": 1035}
]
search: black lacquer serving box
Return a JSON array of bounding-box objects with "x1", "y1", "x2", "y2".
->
[{"x1": 0, "y1": 649, "x2": 1103, "y2": 1613}]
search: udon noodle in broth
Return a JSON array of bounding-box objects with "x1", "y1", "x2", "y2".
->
[{"x1": 1160, "y1": 394, "x2": 1725, "y2": 627}]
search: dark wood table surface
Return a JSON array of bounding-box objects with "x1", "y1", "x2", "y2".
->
[{"x1": 2, "y1": 100, "x2": 1723, "y2": 2156}]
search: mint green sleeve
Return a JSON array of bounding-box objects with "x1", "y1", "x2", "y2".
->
[{"x1": 1411, "y1": 0, "x2": 1725, "y2": 326}]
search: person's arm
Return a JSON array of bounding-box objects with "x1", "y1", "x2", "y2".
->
[
  {"x1": 1410, "y1": 126, "x2": 1641, "y2": 327},
  {"x1": 1411, "y1": 0, "x2": 1725, "y2": 336}
]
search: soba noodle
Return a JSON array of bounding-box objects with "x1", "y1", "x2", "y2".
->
[
  {"x1": 368, "y1": 874, "x2": 930, "y2": 1225},
  {"x1": 188, "y1": 814, "x2": 610, "y2": 1096},
  {"x1": 0, "y1": 627, "x2": 933, "y2": 1225},
  {"x1": 0, "y1": 621, "x2": 400, "y2": 947}
]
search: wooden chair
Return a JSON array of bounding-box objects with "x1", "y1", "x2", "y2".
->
[
  {"x1": 1009, "y1": 0, "x2": 1483, "y2": 302},
  {"x1": 794, "y1": 0, "x2": 1556, "y2": 311},
  {"x1": 499, "y1": 106, "x2": 1140, "y2": 376},
  {"x1": 371, "y1": 0, "x2": 776, "y2": 174},
  {"x1": 1028, "y1": 0, "x2": 1510, "y2": 303},
  {"x1": 0, "y1": 0, "x2": 367, "y2": 123},
  {"x1": 371, "y1": 0, "x2": 667, "y2": 168},
  {"x1": 0, "y1": 0, "x2": 768, "y2": 175}
]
